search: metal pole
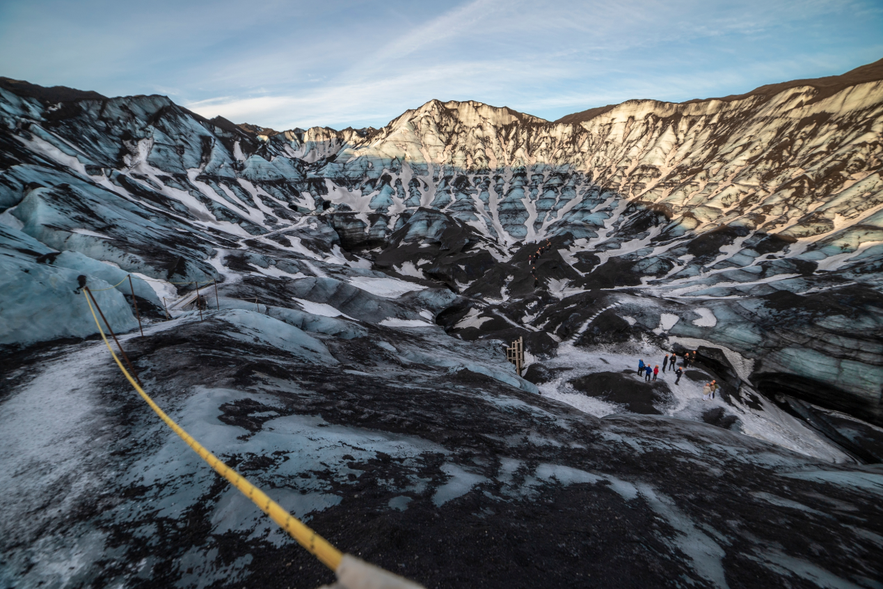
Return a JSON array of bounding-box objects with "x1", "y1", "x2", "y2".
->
[
  {"x1": 195, "y1": 281, "x2": 203, "y2": 321},
  {"x1": 85, "y1": 287, "x2": 143, "y2": 387},
  {"x1": 128, "y1": 275, "x2": 143, "y2": 337},
  {"x1": 516, "y1": 337, "x2": 523, "y2": 376},
  {"x1": 213, "y1": 280, "x2": 220, "y2": 310}
]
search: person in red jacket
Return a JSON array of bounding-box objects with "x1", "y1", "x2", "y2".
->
[{"x1": 653, "y1": 365, "x2": 659, "y2": 381}]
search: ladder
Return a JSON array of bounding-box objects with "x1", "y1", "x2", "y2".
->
[{"x1": 506, "y1": 336, "x2": 524, "y2": 376}]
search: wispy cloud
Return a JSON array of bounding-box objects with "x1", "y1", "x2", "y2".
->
[{"x1": 2, "y1": 0, "x2": 881, "y2": 128}]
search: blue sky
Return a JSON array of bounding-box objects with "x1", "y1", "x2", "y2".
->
[{"x1": 1, "y1": 0, "x2": 881, "y2": 130}]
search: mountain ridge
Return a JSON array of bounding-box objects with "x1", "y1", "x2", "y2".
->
[{"x1": 1, "y1": 60, "x2": 881, "y2": 423}]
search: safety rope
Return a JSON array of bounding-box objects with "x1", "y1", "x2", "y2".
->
[
  {"x1": 85, "y1": 276, "x2": 130, "y2": 292},
  {"x1": 83, "y1": 291, "x2": 344, "y2": 571},
  {"x1": 82, "y1": 275, "x2": 215, "y2": 292}
]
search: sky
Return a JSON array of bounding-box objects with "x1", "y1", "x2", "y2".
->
[{"x1": 1, "y1": 0, "x2": 881, "y2": 130}]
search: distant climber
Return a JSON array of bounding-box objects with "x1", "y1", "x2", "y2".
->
[
  {"x1": 653, "y1": 365, "x2": 659, "y2": 381},
  {"x1": 674, "y1": 367, "x2": 683, "y2": 385},
  {"x1": 710, "y1": 380, "x2": 718, "y2": 399},
  {"x1": 638, "y1": 359, "x2": 645, "y2": 375},
  {"x1": 74, "y1": 275, "x2": 87, "y2": 294},
  {"x1": 662, "y1": 354, "x2": 669, "y2": 372},
  {"x1": 644, "y1": 365, "x2": 652, "y2": 382}
]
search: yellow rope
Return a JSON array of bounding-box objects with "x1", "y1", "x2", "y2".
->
[
  {"x1": 84, "y1": 276, "x2": 130, "y2": 291},
  {"x1": 83, "y1": 292, "x2": 344, "y2": 571}
]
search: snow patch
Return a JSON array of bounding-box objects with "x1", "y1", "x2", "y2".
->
[
  {"x1": 292, "y1": 298, "x2": 355, "y2": 320},
  {"x1": 692, "y1": 308, "x2": 718, "y2": 327},
  {"x1": 379, "y1": 318, "x2": 433, "y2": 328},
  {"x1": 347, "y1": 276, "x2": 426, "y2": 298}
]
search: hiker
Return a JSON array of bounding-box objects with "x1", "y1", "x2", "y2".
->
[
  {"x1": 702, "y1": 382, "x2": 712, "y2": 400},
  {"x1": 74, "y1": 275, "x2": 87, "y2": 294},
  {"x1": 653, "y1": 365, "x2": 659, "y2": 381},
  {"x1": 710, "y1": 380, "x2": 718, "y2": 399},
  {"x1": 683, "y1": 352, "x2": 690, "y2": 368},
  {"x1": 662, "y1": 354, "x2": 669, "y2": 372},
  {"x1": 645, "y1": 365, "x2": 652, "y2": 382},
  {"x1": 674, "y1": 367, "x2": 683, "y2": 384},
  {"x1": 638, "y1": 359, "x2": 645, "y2": 375}
]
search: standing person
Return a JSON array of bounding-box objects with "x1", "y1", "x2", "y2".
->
[
  {"x1": 653, "y1": 365, "x2": 659, "y2": 381},
  {"x1": 662, "y1": 354, "x2": 669, "y2": 373},
  {"x1": 674, "y1": 367, "x2": 683, "y2": 385},
  {"x1": 638, "y1": 359, "x2": 645, "y2": 375},
  {"x1": 702, "y1": 382, "x2": 712, "y2": 400},
  {"x1": 684, "y1": 353, "x2": 691, "y2": 368},
  {"x1": 710, "y1": 380, "x2": 718, "y2": 399},
  {"x1": 645, "y1": 366, "x2": 652, "y2": 382}
]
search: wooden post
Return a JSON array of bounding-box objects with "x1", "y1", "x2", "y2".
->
[
  {"x1": 85, "y1": 287, "x2": 143, "y2": 387},
  {"x1": 127, "y1": 275, "x2": 143, "y2": 337},
  {"x1": 213, "y1": 280, "x2": 220, "y2": 310},
  {"x1": 161, "y1": 297, "x2": 171, "y2": 319},
  {"x1": 195, "y1": 281, "x2": 203, "y2": 321}
]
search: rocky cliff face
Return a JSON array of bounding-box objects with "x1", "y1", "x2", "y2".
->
[
  {"x1": 271, "y1": 71, "x2": 883, "y2": 425},
  {"x1": 1, "y1": 63, "x2": 882, "y2": 426}
]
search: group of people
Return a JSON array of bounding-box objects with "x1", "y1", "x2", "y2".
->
[
  {"x1": 702, "y1": 380, "x2": 720, "y2": 400},
  {"x1": 636, "y1": 359, "x2": 659, "y2": 381},
  {"x1": 637, "y1": 350, "x2": 699, "y2": 386}
]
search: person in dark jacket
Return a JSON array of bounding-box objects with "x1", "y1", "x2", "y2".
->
[
  {"x1": 662, "y1": 354, "x2": 669, "y2": 372},
  {"x1": 675, "y1": 367, "x2": 683, "y2": 384}
]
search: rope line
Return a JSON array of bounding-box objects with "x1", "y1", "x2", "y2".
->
[
  {"x1": 138, "y1": 277, "x2": 217, "y2": 285},
  {"x1": 85, "y1": 276, "x2": 130, "y2": 292},
  {"x1": 80, "y1": 275, "x2": 215, "y2": 292},
  {"x1": 83, "y1": 291, "x2": 344, "y2": 572}
]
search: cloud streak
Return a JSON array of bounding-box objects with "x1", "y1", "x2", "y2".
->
[{"x1": 1, "y1": 0, "x2": 880, "y2": 129}]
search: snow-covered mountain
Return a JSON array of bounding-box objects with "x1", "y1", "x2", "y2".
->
[{"x1": 1, "y1": 62, "x2": 883, "y2": 589}]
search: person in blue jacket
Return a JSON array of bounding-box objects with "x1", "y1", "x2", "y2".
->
[{"x1": 638, "y1": 359, "x2": 645, "y2": 375}]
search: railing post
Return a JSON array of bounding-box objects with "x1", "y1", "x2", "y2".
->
[
  {"x1": 128, "y1": 275, "x2": 143, "y2": 337},
  {"x1": 195, "y1": 281, "x2": 203, "y2": 321},
  {"x1": 85, "y1": 287, "x2": 143, "y2": 387}
]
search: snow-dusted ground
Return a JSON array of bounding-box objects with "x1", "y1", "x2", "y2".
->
[
  {"x1": 536, "y1": 341, "x2": 852, "y2": 463},
  {"x1": 3, "y1": 307, "x2": 881, "y2": 589}
]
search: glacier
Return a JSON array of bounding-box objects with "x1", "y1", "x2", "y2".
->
[{"x1": 1, "y1": 62, "x2": 883, "y2": 588}]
